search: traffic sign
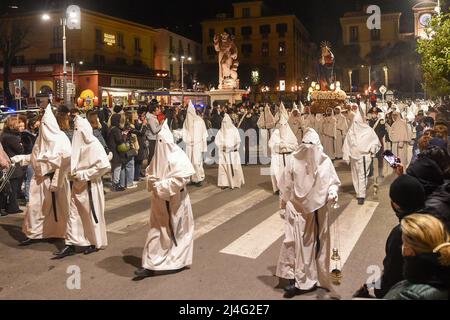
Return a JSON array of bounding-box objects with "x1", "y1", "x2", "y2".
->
[
  {"x1": 14, "y1": 86, "x2": 21, "y2": 100},
  {"x1": 67, "y1": 82, "x2": 76, "y2": 95},
  {"x1": 379, "y1": 85, "x2": 387, "y2": 95}
]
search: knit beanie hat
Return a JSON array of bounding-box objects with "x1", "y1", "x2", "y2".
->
[{"x1": 389, "y1": 175, "x2": 426, "y2": 212}]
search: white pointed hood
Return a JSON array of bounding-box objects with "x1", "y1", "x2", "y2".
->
[
  {"x1": 277, "y1": 102, "x2": 299, "y2": 152},
  {"x1": 182, "y1": 100, "x2": 208, "y2": 147},
  {"x1": 31, "y1": 104, "x2": 71, "y2": 177},
  {"x1": 215, "y1": 114, "x2": 241, "y2": 150},
  {"x1": 71, "y1": 116, "x2": 110, "y2": 175},
  {"x1": 343, "y1": 109, "x2": 380, "y2": 161},
  {"x1": 149, "y1": 120, "x2": 195, "y2": 180},
  {"x1": 288, "y1": 128, "x2": 341, "y2": 213},
  {"x1": 257, "y1": 104, "x2": 275, "y2": 129},
  {"x1": 292, "y1": 102, "x2": 299, "y2": 112}
]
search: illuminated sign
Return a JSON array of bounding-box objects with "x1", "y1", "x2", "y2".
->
[
  {"x1": 279, "y1": 80, "x2": 285, "y2": 92},
  {"x1": 104, "y1": 33, "x2": 116, "y2": 46}
]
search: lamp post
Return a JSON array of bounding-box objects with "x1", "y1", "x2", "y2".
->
[
  {"x1": 383, "y1": 66, "x2": 389, "y2": 88},
  {"x1": 42, "y1": 5, "x2": 80, "y2": 108},
  {"x1": 172, "y1": 55, "x2": 192, "y2": 106},
  {"x1": 348, "y1": 70, "x2": 353, "y2": 92}
]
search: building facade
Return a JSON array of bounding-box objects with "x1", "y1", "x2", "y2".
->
[
  {"x1": 339, "y1": 1, "x2": 437, "y2": 96},
  {"x1": 154, "y1": 28, "x2": 202, "y2": 89},
  {"x1": 201, "y1": 1, "x2": 315, "y2": 98},
  {"x1": 0, "y1": 9, "x2": 171, "y2": 108}
]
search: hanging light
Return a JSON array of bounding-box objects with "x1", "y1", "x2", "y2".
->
[
  {"x1": 315, "y1": 84, "x2": 320, "y2": 91},
  {"x1": 330, "y1": 83, "x2": 335, "y2": 90},
  {"x1": 336, "y1": 81, "x2": 341, "y2": 89},
  {"x1": 311, "y1": 81, "x2": 316, "y2": 88}
]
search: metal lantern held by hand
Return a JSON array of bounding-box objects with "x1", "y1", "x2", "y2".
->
[{"x1": 331, "y1": 248, "x2": 342, "y2": 285}]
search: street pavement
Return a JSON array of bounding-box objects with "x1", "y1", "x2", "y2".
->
[{"x1": 0, "y1": 160, "x2": 398, "y2": 300}]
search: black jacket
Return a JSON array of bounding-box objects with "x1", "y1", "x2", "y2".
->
[
  {"x1": 375, "y1": 187, "x2": 450, "y2": 299},
  {"x1": 133, "y1": 121, "x2": 147, "y2": 162},
  {"x1": 107, "y1": 114, "x2": 126, "y2": 166},
  {"x1": 407, "y1": 156, "x2": 444, "y2": 197},
  {"x1": 20, "y1": 130, "x2": 37, "y2": 155},
  {"x1": 0, "y1": 128, "x2": 24, "y2": 179}
]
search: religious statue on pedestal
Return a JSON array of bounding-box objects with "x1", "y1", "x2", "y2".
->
[
  {"x1": 214, "y1": 32, "x2": 239, "y2": 90},
  {"x1": 318, "y1": 41, "x2": 335, "y2": 91}
]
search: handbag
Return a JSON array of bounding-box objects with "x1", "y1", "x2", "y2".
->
[{"x1": 117, "y1": 142, "x2": 131, "y2": 154}]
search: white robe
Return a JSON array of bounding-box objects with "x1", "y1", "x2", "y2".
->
[
  {"x1": 65, "y1": 116, "x2": 111, "y2": 249},
  {"x1": 288, "y1": 114, "x2": 304, "y2": 143},
  {"x1": 269, "y1": 103, "x2": 298, "y2": 193},
  {"x1": 322, "y1": 116, "x2": 337, "y2": 160},
  {"x1": 215, "y1": 114, "x2": 245, "y2": 189},
  {"x1": 182, "y1": 102, "x2": 207, "y2": 183},
  {"x1": 20, "y1": 105, "x2": 71, "y2": 240},
  {"x1": 335, "y1": 114, "x2": 349, "y2": 159},
  {"x1": 276, "y1": 128, "x2": 341, "y2": 291},
  {"x1": 142, "y1": 121, "x2": 196, "y2": 271},
  {"x1": 343, "y1": 112, "x2": 381, "y2": 199},
  {"x1": 388, "y1": 118, "x2": 411, "y2": 167}
]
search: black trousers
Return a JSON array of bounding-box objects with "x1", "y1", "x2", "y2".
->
[{"x1": 0, "y1": 178, "x2": 21, "y2": 212}]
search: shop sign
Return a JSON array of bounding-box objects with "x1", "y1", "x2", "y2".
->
[
  {"x1": 104, "y1": 33, "x2": 116, "y2": 46},
  {"x1": 111, "y1": 77, "x2": 163, "y2": 90}
]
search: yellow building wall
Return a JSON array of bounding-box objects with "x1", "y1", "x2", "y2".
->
[{"x1": 4, "y1": 10, "x2": 156, "y2": 69}]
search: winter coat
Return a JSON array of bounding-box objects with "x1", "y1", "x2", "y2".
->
[
  {"x1": 107, "y1": 114, "x2": 126, "y2": 166},
  {"x1": 0, "y1": 128, "x2": 24, "y2": 179}
]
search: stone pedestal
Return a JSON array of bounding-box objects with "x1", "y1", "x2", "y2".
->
[{"x1": 207, "y1": 89, "x2": 247, "y2": 106}]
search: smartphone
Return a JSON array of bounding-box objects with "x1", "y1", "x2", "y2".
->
[{"x1": 383, "y1": 150, "x2": 401, "y2": 168}]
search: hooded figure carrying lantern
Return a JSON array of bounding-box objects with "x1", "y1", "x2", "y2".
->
[
  {"x1": 11, "y1": 104, "x2": 71, "y2": 246},
  {"x1": 135, "y1": 121, "x2": 196, "y2": 279},
  {"x1": 54, "y1": 116, "x2": 111, "y2": 259},
  {"x1": 276, "y1": 128, "x2": 341, "y2": 298}
]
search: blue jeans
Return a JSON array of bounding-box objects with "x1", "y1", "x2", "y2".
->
[
  {"x1": 120, "y1": 158, "x2": 134, "y2": 188},
  {"x1": 112, "y1": 164, "x2": 122, "y2": 186},
  {"x1": 24, "y1": 165, "x2": 34, "y2": 203}
]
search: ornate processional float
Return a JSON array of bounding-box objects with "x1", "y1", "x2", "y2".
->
[{"x1": 308, "y1": 42, "x2": 348, "y2": 114}]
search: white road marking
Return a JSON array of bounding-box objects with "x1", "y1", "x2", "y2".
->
[
  {"x1": 194, "y1": 189, "x2": 273, "y2": 240},
  {"x1": 106, "y1": 185, "x2": 223, "y2": 234},
  {"x1": 219, "y1": 199, "x2": 378, "y2": 263},
  {"x1": 220, "y1": 210, "x2": 284, "y2": 259},
  {"x1": 329, "y1": 200, "x2": 379, "y2": 269}
]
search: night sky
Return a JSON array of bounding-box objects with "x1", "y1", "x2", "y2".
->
[{"x1": 2, "y1": 0, "x2": 418, "y2": 44}]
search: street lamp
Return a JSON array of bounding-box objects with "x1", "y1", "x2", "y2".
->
[
  {"x1": 172, "y1": 55, "x2": 192, "y2": 106},
  {"x1": 41, "y1": 5, "x2": 80, "y2": 108},
  {"x1": 383, "y1": 66, "x2": 389, "y2": 88},
  {"x1": 348, "y1": 70, "x2": 353, "y2": 92}
]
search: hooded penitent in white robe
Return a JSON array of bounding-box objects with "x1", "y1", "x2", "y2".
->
[
  {"x1": 343, "y1": 111, "x2": 381, "y2": 200},
  {"x1": 269, "y1": 103, "x2": 298, "y2": 193},
  {"x1": 65, "y1": 116, "x2": 111, "y2": 249},
  {"x1": 335, "y1": 107, "x2": 349, "y2": 159},
  {"x1": 215, "y1": 114, "x2": 245, "y2": 189},
  {"x1": 14, "y1": 105, "x2": 72, "y2": 240},
  {"x1": 288, "y1": 103, "x2": 304, "y2": 143},
  {"x1": 321, "y1": 110, "x2": 337, "y2": 160},
  {"x1": 388, "y1": 113, "x2": 412, "y2": 166},
  {"x1": 314, "y1": 114, "x2": 324, "y2": 143},
  {"x1": 276, "y1": 128, "x2": 341, "y2": 291},
  {"x1": 257, "y1": 104, "x2": 275, "y2": 130},
  {"x1": 301, "y1": 110, "x2": 316, "y2": 132},
  {"x1": 142, "y1": 121, "x2": 196, "y2": 271},
  {"x1": 182, "y1": 101, "x2": 208, "y2": 183}
]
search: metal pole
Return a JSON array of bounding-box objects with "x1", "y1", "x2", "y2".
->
[
  {"x1": 71, "y1": 63, "x2": 74, "y2": 83},
  {"x1": 368, "y1": 65, "x2": 371, "y2": 87},
  {"x1": 181, "y1": 58, "x2": 184, "y2": 106},
  {"x1": 62, "y1": 18, "x2": 68, "y2": 107}
]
